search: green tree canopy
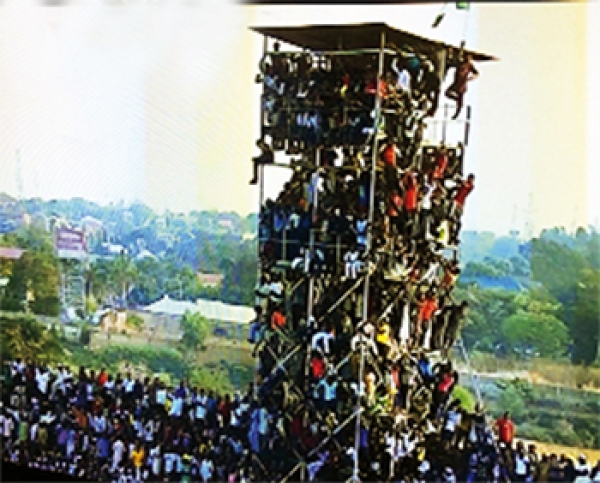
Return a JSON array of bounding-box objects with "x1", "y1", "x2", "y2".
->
[
  {"x1": 180, "y1": 311, "x2": 210, "y2": 360},
  {"x1": 0, "y1": 312, "x2": 64, "y2": 363},
  {"x1": 500, "y1": 312, "x2": 569, "y2": 358}
]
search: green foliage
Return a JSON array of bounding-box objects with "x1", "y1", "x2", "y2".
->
[
  {"x1": 79, "y1": 326, "x2": 91, "y2": 346},
  {"x1": 67, "y1": 344, "x2": 189, "y2": 380},
  {"x1": 127, "y1": 313, "x2": 145, "y2": 330},
  {"x1": 180, "y1": 311, "x2": 210, "y2": 357},
  {"x1": 85, "y1": 295, "x2": 98, "y2": 315},
  {"x1": 3, "y1": 250, "x2": 61, "y2": 316},
  {"x1": 452, "y1": 385, "x2": 476, "y2": 412},
  {"x1": 530, "y1": 228, "x2": 600, "y2": 363},
  {"x1": 501, "y1": 312, "x2": 569, "y2": 358},
  {"x1": 495, "y1": 379, "x2": 532, "y2": 422},
  {"x1": 571, "y1": 268, "x2": 600, "y2": 365},
  {"x1": 189, "y1": 365, "x2": 234, "y2": 395},
  {"x1": 0, "y1": 312, "x2": 64, "y2": 363},
  {"x1": 458, "y1": 286, "x2": 518, "y2": 351}
]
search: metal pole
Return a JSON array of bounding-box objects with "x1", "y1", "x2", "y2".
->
[
  {"x1": 282, "y1": 226, "x2": 287, "y2": 262},
  {"x1": 301, "y1": 148, "x2": 321, "y2": 482},
  {"x1": 465, "y1": 105, "x2": 472, "y2": 146},
  {"x1": 352, "y1": 29, "x2": 385, "y2": 483},
  {"x1": 306, "y1": 148, "x2": 320, "y2": 327},
  {"x1": 254, "y1": 33, "x2": 268, "y2": 405},
  {"x1": 443, "y1": 103, "x2": 448, "y2": 144}
]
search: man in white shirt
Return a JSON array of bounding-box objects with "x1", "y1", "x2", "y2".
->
[
  {"x1": 155, "y1": 384, "x2": 167, "y2": 411},
  {"x1": 200, "y1": 456, "x2": 214, "y2": 483},
  {"x1": 35, "y1": 367, "x2": 51, "y2": 400},
  {"x1": 316, "y1": 375, "x2": 338, "y2": 412},
  {"x1": 344, "y1": 249, "x2": 363, "y2": 279},
  {"x1": 311, "y1": 328, "x2": 335, "y2": 356},
  {"x1": 111, "y1": 437, "x2": 125, "y2": 472},
  {"x1": 163, "y1": 449, "x2": 180, "y2": 477},
  {"x1": 442, "y1": 402, "x2": 462, "y2": 450}
]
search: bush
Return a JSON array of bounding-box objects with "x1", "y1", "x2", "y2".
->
[
  {"x1": 127, "y1": 313, "x2": 145, "y2": 331},
  {"x1": 452, "y1": 385, "x2": 476, "y2": 412},
  {"x1": 79, "y1": 327, "x2": 91, "y2": 346},
  {"x1": 66, "y1": 345, "x2": 190, "y2": 380},
  {"x1": 497, "y1": 385, "x2": 527, "y2": 422}
]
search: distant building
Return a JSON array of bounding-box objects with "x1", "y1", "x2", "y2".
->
[
  {"x1": 196, "y1": 273, "x2": 224, "y2": 288},
  {"x1": 136, "y1": 249, "x2": 158, "y2": 261},
  {"x1": 0, "y1": 246, "x2": 25, "y2": 260}
]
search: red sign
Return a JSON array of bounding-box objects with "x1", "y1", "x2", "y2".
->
[{"x1": 55, "y1": 228, "x2": 87, "y2": 259}]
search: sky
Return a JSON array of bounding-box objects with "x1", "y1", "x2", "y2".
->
[{"x1": 0, "y1": 1, "x2": 598, "y2": 237}]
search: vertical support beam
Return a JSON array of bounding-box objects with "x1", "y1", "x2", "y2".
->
[
  {"x1": 282, "y1": 225, "x2": 287, "y2": 261},
  {"x1": 352, "y1": 29, "x2": 386, "y2": 483},
  {"x1": 301, "y1": 148, "x2": 321, "y2": 482},
  {"x1": 258, "y1": 35, "x2": 268, "y2": 265},
  {"x1": 306, "y1": 148, "x2": 321, "y2": 330},
  {"x1": 442, "y1": 103, "x2": 449, "y2": 144},
  {"x1": 260, "y1": 35, "x2": 268, "y2": 141},
  {"x1": 464, "y1": 105, "x2": 472, "y2": 146},
  {"x1": 254, "y1": 33, "x2": 268, "y2": 404}
]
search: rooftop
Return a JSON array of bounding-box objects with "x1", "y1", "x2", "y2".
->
[
  {"x1": 250, "y1": 22, "x2": 497, "y2": 61},
  {"x1": 0, "y1": 246, "x2": 25, "y2": 260}
]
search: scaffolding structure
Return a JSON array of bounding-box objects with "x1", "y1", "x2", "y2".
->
[{"x1": 249, "y1": 23, "x2": 496, "y2": 482}]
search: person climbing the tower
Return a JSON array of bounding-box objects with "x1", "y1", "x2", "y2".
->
[
  {"x1": 449, "y1": 173, "x2": 475, "y2": 245},
  {"x1": 401, "y1": 168, "x2": 419, "y2": 239},
  {"x1": 248, "y1": 306, "x2": 265, "y2": 344},
  {"x1": 415, "y1": 59, "x2": 441, "y2": 117},
  {"x1": 442, "y1": 301, "x2": 469, "y2": 355},
  {"x1": 250, "y1": 139, "x2": 275, "y2": 185},
  {"x1": 445, "y1": 52, "x2": 479, "y2": 120},
  {"x1": 344, "y1": 246, "x2": 363, "y2": 280}
]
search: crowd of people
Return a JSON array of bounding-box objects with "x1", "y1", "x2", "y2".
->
[
  {"x1": 247, "y1": 40, "x2": 480, "y2": 480},
  {"x1": 252, "y1": 40, "x2": 477, "y2": 158},
  {"x1": 2, "y1": 361, "x2": 600, "y2": 483},
  {"x1": 2, "y1": 39, "x2": 596, "y2": 483}
]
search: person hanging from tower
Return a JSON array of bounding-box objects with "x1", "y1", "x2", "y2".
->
[
  {"x1": 449, "y1": 173, "x2": 475, "y2": 245},
  {"x1": 445, "y1": 51, "x2": 479, "y2": 120},
  {"x1": 249, "y1": 139, "x2": 275, "y2": 185}
]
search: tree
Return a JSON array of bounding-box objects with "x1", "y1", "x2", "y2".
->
[
  {"x1": 107, "y1": 254, "x2": 138, "y2": 304},
  {"x1": 500, "y1": 312, "x2": 569, "y2": 358},
  {"x1": 0, "y1": 312, "x2": 64, "y2": 363},
  {"x1": 571, "y1": 268, "x2": 600, "y2": 364},
  {"x1": 3, "y1": 250, "x2": 61, "y2": 316},
  {"x1": 180, "y1": 311, "x2": 210, "y2": 361},
  {"x1": 531, "y1": 229, "x2": 599, "y2": 363},
  {"x1": 457, "y1": 286, "x2": 519, "y2": 352}
]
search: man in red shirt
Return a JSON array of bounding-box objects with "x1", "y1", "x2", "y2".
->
[
  {"x1": 433, "y1": 145, "x2": 449, "y2": 181},
  {"x1": 495, "y1": 411, "x2": 515, "y2": 448},
  {"x1": 416, "y1": 290, "x2": 439, "y2": 347},
  {"x1": 380, "y1": 137, "x2": 402, "y2": 189},
  {"x1": 450, "y1": 173, "x2": 474, "y2": 245},
  {"x1": 445, "y1": 52, "x2": 479, "y2": 120},
  {"x1": 380, "y1": 138, "x2": 401, "y2": 169},
  {"x1": 454, "y1": 173, "x2": 475, "y2": 210},
  {"x1": 402, "y1": 169, "x2": 419, "y2": 238}
]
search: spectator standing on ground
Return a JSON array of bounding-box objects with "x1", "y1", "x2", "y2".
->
[{"x1": 495, "y1": 411, "x2": 515, "y2": 449}]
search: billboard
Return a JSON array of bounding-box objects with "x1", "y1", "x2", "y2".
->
[{"x1": 55, "y1": 228, "x2": 88, "y2": 260}]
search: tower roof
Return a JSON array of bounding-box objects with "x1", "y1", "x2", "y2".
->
[{"x1": 251, "y1": 22, "x2": 497, "y2": 61}]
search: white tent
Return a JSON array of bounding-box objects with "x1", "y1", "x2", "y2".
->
[
  {"x1": 143, "y1": 295, "x2": 200, "y2": 317},
  {"x1": 195, "y1": 299, "x2": 254, "y2": 325},
  {"x1": 142, "y1": 295, "x2": 254, "y2": 324}
]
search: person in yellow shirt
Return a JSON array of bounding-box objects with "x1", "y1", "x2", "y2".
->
[{"x1": 131, "y1": 441, "x2": 145, "y2": 482}]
